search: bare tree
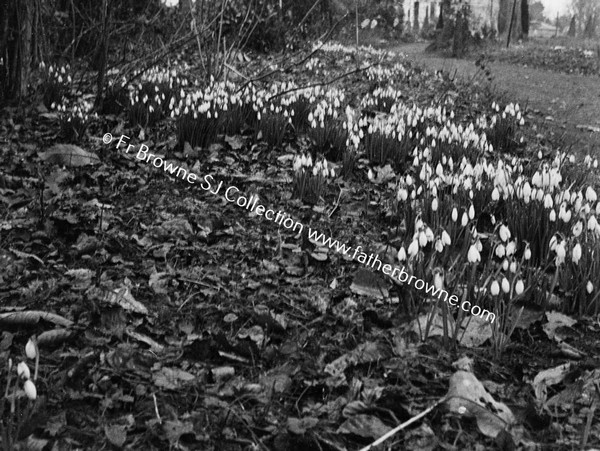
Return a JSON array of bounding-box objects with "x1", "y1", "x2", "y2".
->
[{"x1": 570, "y1": 0, "x2": 598, "y2": 36}]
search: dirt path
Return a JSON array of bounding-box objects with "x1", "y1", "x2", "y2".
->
[{"x1": 392, "y1": 42, "x2": 600, "y2": 159}]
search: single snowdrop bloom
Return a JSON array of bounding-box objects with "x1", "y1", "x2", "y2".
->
[
  {"x1": 467, "y1": 244, "x2": 481, "y2": 263},
  {"x1": 435, "y1": 239, "x2": 444, "y2": 253},
  {"x1": 501, "y1": 277, "x2": 510, "y2": 293},
  {"x1": 510, "y1": 261, "x2": 517, "y2": 273},
  {"x1": 490, "y1": 280, "x2": 500, "y2": 296},
  {"x1": 524, "y1": 245, "x2": 531, "y2": 260},
  {"x1": 572, "y1": 221, "x2": 583, "y2": 237},
  {"x1": 587, "y1": 281, "x2": 594, "y2": 294},
  {"x1": 24, "y1": 380, "x2": 37, "y2": 400},
  {"x1": 492, "y1": 187, "x2": 500, "y2": 201},
  {"x1": 452, "y1": 207, "x2": 458, "y2": 222},
  {"x1": 461, "y1": 212, "x2": 469, "y2": 227},
  {"x1": 499, "y1": 225, "x2": 511, "y2": 242},
  {"x1": 588, "y1": 215, "x2": 598, "y2": 231},
  {"x1": 397, "y1": 246, "x2": 407, "y2": 262},
  {"x1": 17, "y1": 362, "x2": 31, "y2": 380},
  {"x1": 441, "y1": 230, "x2": 451, "y2": 246},
  {"x1": 515, "y1": 280, "x2": 524, "y2": 295},
  {"x1": 555, "y1": 241, "x2": 566, "y2": 265},
  {"x1": 407, "y1": 240, "x2": 419, "y2": 258},
  {"x1": 502, "y1": 259, "x2": 509, "y2": 271},
  {"x1": 572, "y1": 243, "x2": 582, "y2": 264},
  {"x1": 495, "y1": 244, "x2": 506, "y2": 258},
  {"x1": 549, "y1": 209, "x2": 556, "y2": 221}
]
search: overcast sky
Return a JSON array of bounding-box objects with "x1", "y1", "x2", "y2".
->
[{"x1": 540, "y1": 0, "x2": 571, "y2": 18}]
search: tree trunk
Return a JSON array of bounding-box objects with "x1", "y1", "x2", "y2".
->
[
  {"x1": 0, "y1": 0, "x2": 35, "y2": 102},
  {"x1": 521, "y1": 0, "x2": 529, "y2": 39}
]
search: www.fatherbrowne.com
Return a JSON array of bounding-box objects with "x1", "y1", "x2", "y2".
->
[
  {"x1": 111, "y1": 134, "x2": 495, "y2": 324},
  {"x1": 306, "y1": 228, "x2": 496, "y2": 324}
]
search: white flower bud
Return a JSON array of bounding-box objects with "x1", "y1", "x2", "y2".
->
[
  {"x1": 490, "y1": 280, "x2": 500, "y2": 296},
  {"x1": 24, "y1": 380, "x2": 37, "y2": 400},
  {"x1": 587, "y1": 281, "x2": 594, "y2": 294},
  {"x1": 501, "y1": 277, "x2": 510, "y2": 293},
  {"x1": 26, "y1": 339, "x2": 37, "y2": 360},
  {"x1": 515, "y1": 280, "x2": 524, "y2": 295},
  {"x1": 572, "y1": 243, "x2": 582, "y2": 264},
  {"x1": 452, "y1": 207, "x2": 458, "y2": 222}
]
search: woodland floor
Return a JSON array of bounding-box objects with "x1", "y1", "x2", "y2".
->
[{"x1": 1, "y1": 37, "x2": 600, "y2": 451}]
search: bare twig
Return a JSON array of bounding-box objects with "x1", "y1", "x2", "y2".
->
[{"x1": 358, "y1": 397, "x2": 446, "y2": 451}]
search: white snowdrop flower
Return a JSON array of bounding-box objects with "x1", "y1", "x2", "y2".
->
[
  {"x1": 425, "y1": 227, "x2": 435, "y2": 242},
  {"x1": 586, "y1": 186, "x2": 597, "y2": 203},
  {"x1": 544, "y1": 194, "x2": 553, "y2": 209},
  {"x1": 24, "y1": 380, "x2": 37, "y2": 400},
  {"x1": 490, "y1": 280, "x2": 500, "y2": 296},
  {"x1": 368, "y1": 168, "x2": 374, "y2": 181},
  {"x1": 407, "y1": 240, "x2": 419, "y2": 258},
  {"x1": 538, "y1": 150, "x2": 543, "y2": 160},
  {"x1": 524, "y1": 246, "x2": 531, "y2": 260},
  {"x1": 522, "y1": 182, "x2": 532, "y2": 201},
  {"x1": 397, "y1": 188, "x2": 408, "y2": 201},
  {"x1": 506, "y1": 241, "x2": 516, "y2": 256},
  {"x1": 467, "y1": 245, "x2": 481, "y2": 263},
  {"x1": 495, "y1": 244, "x2": 506, "y2": 258},
  {"x1": 573, "y1": 221, "x2": 583, "y2": 237},
  {"x1": 435, "y1": 239, "x2": 444, "y2": 253},
  {"x1": 419, "y1": 231, "x2": 428, "y2": 247},
  {"x1": 431, "y1": 198, "x2": 438, "y2": 211},
  {"x1": 532, "y1": 172, "x2": 542, "y2": 187},
  {"x1": 587, "y1": 281, "x2": 594, "y2": 294},
  {"x1": 492, "y1": 187, "x2": 500, "y2": 201},
  {"x1": 549, "y1": 209, "x2": 556, "y2": 222},
  {"x1": 515, "y1": 280, "x2": 524, "y2": 295},
  {"x1": 17, "y1": 362, "x2": 30, "y2": 380},
  {"x1": 468, "y1": 204, "x2": 475, "y2": 220},
  {"x1": 562, "y1": 209, "x2": 572, "y2": 223},
  {"x1": 536, "y1": 189, "x2": 544, "y2": 202},
  {"x1": 572, "y1": 243, "x2": 582, "y2": 264},
  {"x1": 510, "y1": 261, "x2": 517, "y2": 273},
  {"x1": 397, "y1": 246, "x2": 407, "y2": 262},
  {"x1": 549, "y1": 235, "x2": 558, "y2": 251},
  {"x1": 502, "y1": 259, "x2": 509, "y2": 271},
  {"x1": 555, "y1": 241, "x2": 566, "y2": 265},
  {"x1": 26, "y1": 339, "x2": 37, "y2": 360},
  {"x1": 312, "y1": 166, "x2": 318, "y2": 176},
  {"x1": 441, "y1": 230, "x2": 451, "y2": 246},
  {"x1": 499, "y1": 225, "x2": 511, "y2": 242},
  {"x1": 452, "y1": 207, "x2": 458, "y2": 222},
  {"x1": 594, "y1": 159, "x2": 598, "y2": 168},
  {"x1": 501, "y1": 277, "x2": 510, "y2": 293},
  {"x1": 406, "y1": 175, "x2": 413, "y2": 186},
  {"x1": 462, "y1": 212, "x2": 469, "y2": 227},
  {"x1": 436, "y1": 162, "x2": 444, "y2": 177},
  {"x1": 588, "y1": 215, "x2": 598, "y2": 231}
]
